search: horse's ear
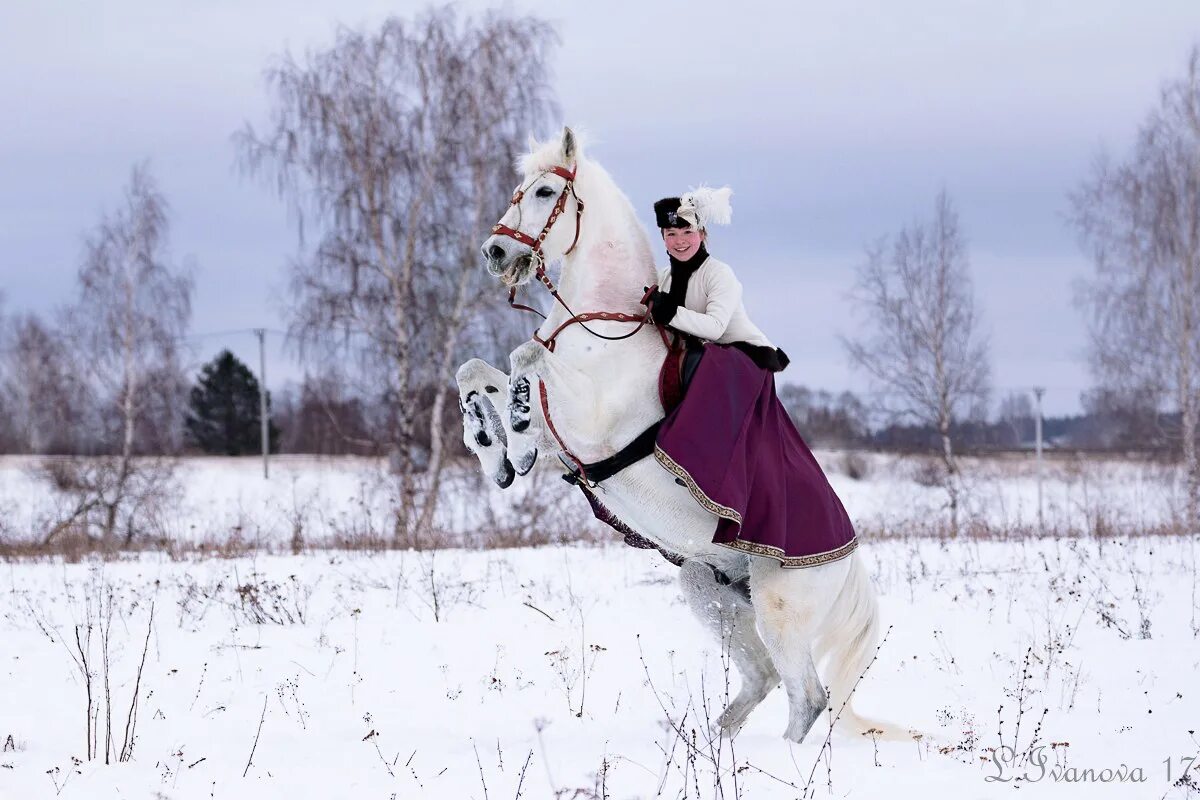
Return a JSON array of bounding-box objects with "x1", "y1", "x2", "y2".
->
[
  {"x1": 527, "y1": 134, "x2": 539, "y2": 154},
  {"x1": 562, "y1": 127, "x2": 577, "y2": 163}
]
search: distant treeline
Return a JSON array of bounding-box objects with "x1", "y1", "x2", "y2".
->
[
  {"x1": 214, "y1": 376, "x2": 1200, "y2": 457},
  {"x1": 0, "y1": 353, "x2": 1187, "y2": 458},
  {"x1": 0, "y1": 343, "x2": 1186, "y2": 458},
  {"x1": 775, "y1": 384, "x2": 1191, "y2": 455}
]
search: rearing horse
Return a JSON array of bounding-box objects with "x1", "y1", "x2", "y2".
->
[{"x1": 457, "y1": 127, "x2": 891, "y2": 742}]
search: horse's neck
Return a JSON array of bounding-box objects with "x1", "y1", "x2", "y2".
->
[
  {"x1": 534, "y1": 182, "x2": 665, "y2": 458},
  {"x1": 553, "y1": 218, "x2": 652, "y2": 318}
]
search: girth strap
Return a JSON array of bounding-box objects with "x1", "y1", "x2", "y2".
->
[
  {"x1": 558, "y1": 420, "x2": 663, "y2": 488},
  {"x1": 555, "y1": 342, "x2": 703, "y2": 488}
]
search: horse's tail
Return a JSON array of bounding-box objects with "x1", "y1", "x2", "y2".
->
[{"x1": 813, "y1": 552, "x2": 911, "y2": 742}]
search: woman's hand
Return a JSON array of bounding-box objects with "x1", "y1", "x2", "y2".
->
[{"x1": 644, "y1": 288, "x2": 679, "y2": 325}]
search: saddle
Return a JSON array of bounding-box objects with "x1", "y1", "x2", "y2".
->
[{"x1": 659, "y1": 334, "x2": 705, "y2": 414}]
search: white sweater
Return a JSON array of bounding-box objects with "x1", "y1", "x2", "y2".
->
[{"x1": 655, "y1": 255, "x2": 774, "y2": 348}]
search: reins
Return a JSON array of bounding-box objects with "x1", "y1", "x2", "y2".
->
[
  {"x1": 511, "y1": 286, "x2": 663, "y2": 353},
  {"x1": 490, "y1": 162, "x2": 672, "y2": 486}
]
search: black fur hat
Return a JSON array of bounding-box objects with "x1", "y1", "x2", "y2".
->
[
  {"x1": 654, "y1": 188, "x2": 733, "y2": 230},
  {"x1": 654, "y1": 197, "x2": 688, "y2": 229}
]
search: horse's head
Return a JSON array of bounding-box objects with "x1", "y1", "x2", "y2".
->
[{"x1": 481, "y1": 127, "x2": 585, "y2": 287}]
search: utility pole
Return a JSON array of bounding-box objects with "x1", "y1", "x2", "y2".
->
[
  {"x1": 1033, "y1": 387, "x2": 1045, "y2": 533},
  {"x1": 255, "y1": 328, "x2": 269, "y2": 479}
]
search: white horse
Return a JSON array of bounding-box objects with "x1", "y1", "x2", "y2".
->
[{"x1": 457, "y1": 128, "x2": 891, "y2": 743}]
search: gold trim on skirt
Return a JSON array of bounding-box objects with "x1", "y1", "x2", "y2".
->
[{"x1": 654, "y1": 445, "x2": 858, "y2": 569}]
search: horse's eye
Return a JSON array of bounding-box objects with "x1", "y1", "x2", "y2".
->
[{"x1": 535, "y1": 186, "x2": 556, "y2": 199}]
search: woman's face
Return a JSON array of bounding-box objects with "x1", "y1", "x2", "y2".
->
[{"x1": 663, "y1": 226, "x2": 705, "y2": 261}]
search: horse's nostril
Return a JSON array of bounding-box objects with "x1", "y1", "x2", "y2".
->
[{"x1": 487, "y1": 244, "x2": 506, "y2": 262}]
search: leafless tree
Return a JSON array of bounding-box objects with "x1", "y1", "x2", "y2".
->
[
  {"x1": 1077, "y1": 387, "x2": 1170, "y2": 452},
  {"x1": 0, "y1": 297, "x2": 16, "y2": 451},
  {"x1": 777, "y1": 384, "x2": 870, "y2": 447},
  {"x1": 237, "y1": 7, "x2": 557, "y2": 542},
  {"x1": 998, "y1": 391, "x2": 1034, "y2": 448},
  {"x1": 1071, "y1": 46, "x2": 1200, "y2": 532},
  {"x1": 842, "y1": 191, "x2": 991, "y2": 532},
  {"x1": 274, "y1": 372, "x2": 377, "y2": 455},
  {"x1": 43, "y1": 164, "x2": 193, "y2": 543},
  {"x1": 0, "y1": 312, "x2": 90, "y2": 454}
]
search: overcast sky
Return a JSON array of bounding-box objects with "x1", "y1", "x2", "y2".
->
[{"x1": 2, "y1": 1, "x2": 1197, "y2": 416}]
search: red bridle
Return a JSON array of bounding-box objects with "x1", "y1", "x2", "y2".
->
[
  {"x1": 491, "y1": 164, "x2": 584, "y2": 271},
  {"x1": 490, "y1": 163, "x2": 672, "y2": 486}
]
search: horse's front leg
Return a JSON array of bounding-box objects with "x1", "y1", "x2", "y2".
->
[
  {"x1": 456, "y1": 358, "x2": 518, "y2": 488},
  {"x1": 506, "y1": 341, "x2": 552, "y2": 475}
]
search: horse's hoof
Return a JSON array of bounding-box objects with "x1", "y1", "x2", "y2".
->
[
  {"x1": 711, "y1": 720, "x2": 741, "y2": 741},
  {"x1": 494, "y1": 458, "x2": 516, "y2": 489},
  {"x1": 514, "y1": 447, "x2": 538, "y2": 476},
  {"x1": 715, "y1": 706, "x2": 748, "y2": 737},
  {"x1": 782, "y1": 720, "x2": 816, "y2": 744}
]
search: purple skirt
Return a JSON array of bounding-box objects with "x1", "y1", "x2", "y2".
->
[{"x1": 651, "y1": 343, "x2": 858, "y2": 568}]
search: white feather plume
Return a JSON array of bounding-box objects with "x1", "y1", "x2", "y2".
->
[{"x1": 680, "y1": 186, "x2": 733, "y2": 229}]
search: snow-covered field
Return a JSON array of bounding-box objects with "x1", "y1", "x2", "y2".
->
[
  {"x1": 0, "y1": 451, "x2": 1188, "y2": 546},
  {"x1": 2, "y1": 454, "x2": 1199, "y2": 798},
  {"x1": 3, "y1": 536, "x2": 1199, "y2": 799}
]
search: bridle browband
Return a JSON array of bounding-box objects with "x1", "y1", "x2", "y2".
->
[{"x1": 489, "y1": 162, "x2": 673, "y2": 487}]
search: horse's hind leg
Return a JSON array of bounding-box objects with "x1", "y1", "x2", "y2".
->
[
  {"x1": 749, "y1": 556, "x2": 851, "y2": 743},
  {"x1": 679, "y1": 558, "x2": 779, "y2": 735}
]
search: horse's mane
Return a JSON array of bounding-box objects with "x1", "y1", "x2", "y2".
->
[{"x1": 516, "y1": 129, "x2": 592, "y2": 175}]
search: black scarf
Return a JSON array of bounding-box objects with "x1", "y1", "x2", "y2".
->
[{"x1": 667, "y1": 243, "x2": 709, "y2": 305}]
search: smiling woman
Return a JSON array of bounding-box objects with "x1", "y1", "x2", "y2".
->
[{"x1": 645, "y1": 188, "x2": 783, "y2": 368}]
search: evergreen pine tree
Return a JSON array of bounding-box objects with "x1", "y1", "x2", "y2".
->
[{"x1": 185, "y1": 350, "x2": 280, "y2": 455}]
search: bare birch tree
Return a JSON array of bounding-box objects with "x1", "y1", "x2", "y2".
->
[
  {"x1": 998, "y1": 391, "x2": 1034, "y2": 448},
  {"x1": 1071, "y1": 47, "x2": 1200, "y2": 532},
  {"x1": 0, "y1": 297, "x2": 11, "y2": 453},
  {"x1": 237, "y1": 7, "x2": 557, "y2": 543},
  {"x1": 45, "y1": 164, "x2": 193, "y2": 543},
  {"x1": 0, "y1": 313, "x2": 90, "y2": 454},
  {"x1": 842, "y1": 191, "x2": 991, "y2": 532}
]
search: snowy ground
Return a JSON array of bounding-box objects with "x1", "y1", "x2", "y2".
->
[
  {"x1": 2, "y1": 453, "x2": 1198, "y2": 798},
  {"x1": 3, "y1": 534, "x2": 1199, "y2": 799}
]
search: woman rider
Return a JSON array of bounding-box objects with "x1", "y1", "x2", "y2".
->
[
  {"x1": 645, "y1": 187, "x2": 789, "y2": 373},
  {"x1": 639, "y1": 187, "x2": 858, "y2": 569}
]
